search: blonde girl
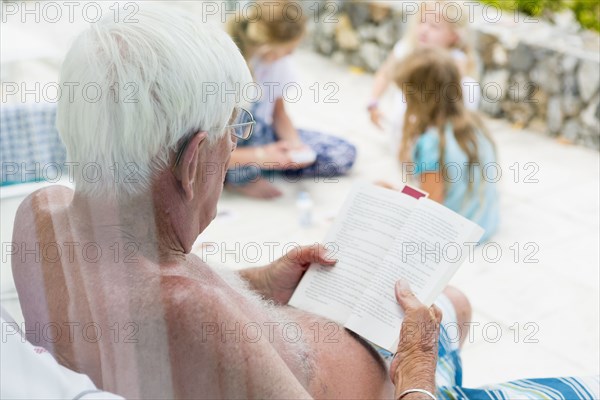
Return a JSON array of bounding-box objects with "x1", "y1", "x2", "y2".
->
[
  {"x1": 226, "y1": 0, "x2": 357, "y2": 199},
  {"x1": 396, "y1": 48, "x2": 498, "y2": 241}
]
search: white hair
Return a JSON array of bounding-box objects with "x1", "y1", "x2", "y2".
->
[{"x1": 56, "y1": 5, "x2": 252, "y2": 198}]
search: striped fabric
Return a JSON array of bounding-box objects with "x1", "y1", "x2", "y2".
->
[
  {"x1": 432, "y1": 295, "x2": 599, "y2": 399},
  {"x1": 435, "y1": 294, "x2": 464, "y2": 387},
  {"x1": 0, "y1": 103, "x2": 66, "y2": 185},
  {"x1": 438, "y1": 376, "x2": 600, "y2": 399}
]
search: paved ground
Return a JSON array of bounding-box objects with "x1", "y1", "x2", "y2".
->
[{"x1": 1, "y1": 2, "x2": 599, "y2": 388}]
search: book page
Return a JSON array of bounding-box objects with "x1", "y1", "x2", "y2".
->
[
  {"x1": 345, "y1": 198, "x2": 484, "y2": 351},
  {"x1": 288, "y1": 182, "x2": 418, "y2": 325}
]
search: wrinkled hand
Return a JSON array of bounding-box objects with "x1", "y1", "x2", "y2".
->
[
  {"x1": 246, "y1": 245, "x2": 336, "y2": 304},
  {"x1": 389, "y1": 280, "x2": 442, "y2": 394}
]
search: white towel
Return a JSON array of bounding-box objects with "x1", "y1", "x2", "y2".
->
[{"x1": 1, "y1": 313, "x2": 122, "y2": 400}]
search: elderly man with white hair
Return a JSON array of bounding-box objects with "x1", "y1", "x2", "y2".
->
[
  {"x1": 9, "y1": 6, "x2": 448, "y2": 399},
  {"x1": 10, "y1": 5, "x2": 599, "y2": 400}
]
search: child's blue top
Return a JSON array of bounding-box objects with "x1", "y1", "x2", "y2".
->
[{"x1": 412, "y1": 124, "x2": 499, "y2": 242}]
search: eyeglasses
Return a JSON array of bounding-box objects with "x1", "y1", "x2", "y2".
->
[
  {"x1": 228, "y1": 107, "x2": 255, "y2": 140},
  {"x1": 172, "y1": 107, "x2": 255, "y2": 169}
]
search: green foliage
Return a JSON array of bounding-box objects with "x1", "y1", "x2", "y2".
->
[
  {"x1": 570, "y1": 0, "x2": 600, "y2": 32},
  {"x1": 480, "y1": 0, "x2": 600, "y2": 32}
]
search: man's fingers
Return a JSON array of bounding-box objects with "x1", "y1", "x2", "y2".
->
[
  {"x1": 288, "y1": 245, "x2": 337, "y2": 266},
  {"x1": 395, "y1": 279, "x2": 421, "y2": 312},
  {"x1": 430, "y1": 305, "x2": 443, "y2": 323},
  {"x1": 309, "y1": 244, "x2": 337, "y2": 265},
  {"x1": 317, "y1": 244, "x2": 338, "y2": 265}
]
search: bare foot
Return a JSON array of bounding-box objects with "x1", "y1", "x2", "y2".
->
[{"x1": 226, "y1": 178, "x2": 283, "y2": 199}]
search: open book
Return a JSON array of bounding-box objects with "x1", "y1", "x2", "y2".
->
[{"x1": 289, "y1": 182, "x2": 484, "y2": 353}]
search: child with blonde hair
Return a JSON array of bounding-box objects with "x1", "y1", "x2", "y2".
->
[
  {"x1": 395, "y1": 48, "x2": 498, "y2": 241},
  {"x1": 226, "y1": 0, "x2": 356, "y2": 199},
  {"x1": 368, "y1": 0, "x2": 480, "y2": 147}
]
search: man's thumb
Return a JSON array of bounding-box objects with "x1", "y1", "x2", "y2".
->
[{"x1": 395, "y1": 279, "x2": 418, "y2": 311}]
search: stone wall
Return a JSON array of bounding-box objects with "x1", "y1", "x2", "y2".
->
[{"x1": 306, "y1": 1, "x2": 600, "y2": 149}]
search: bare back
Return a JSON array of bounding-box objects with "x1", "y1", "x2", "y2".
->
[{"x1": 12, "y1": 186, "x2": 393, "y2": 399}]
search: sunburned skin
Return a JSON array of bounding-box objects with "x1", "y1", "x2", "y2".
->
[{"x1": 11, "y1": 133, "x2": 395, "y2": 399}]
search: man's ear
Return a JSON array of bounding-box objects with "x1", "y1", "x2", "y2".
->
[{"x1": 177, "y1": 131, "x2": 208, "y2": 201}]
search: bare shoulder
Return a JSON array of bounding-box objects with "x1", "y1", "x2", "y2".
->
[
  {"x1": 12, "y1": 185, "x2": 73, "y2": 263},
  {"x1": 158, "y1": 274, "x2": 234, "y2": 330},
  {"x1": 18, "y1": 184, "x2": 73, "y2": 210},
  {"x1": 13, "y1": 185, "x2": 73, "y2": 236}
]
